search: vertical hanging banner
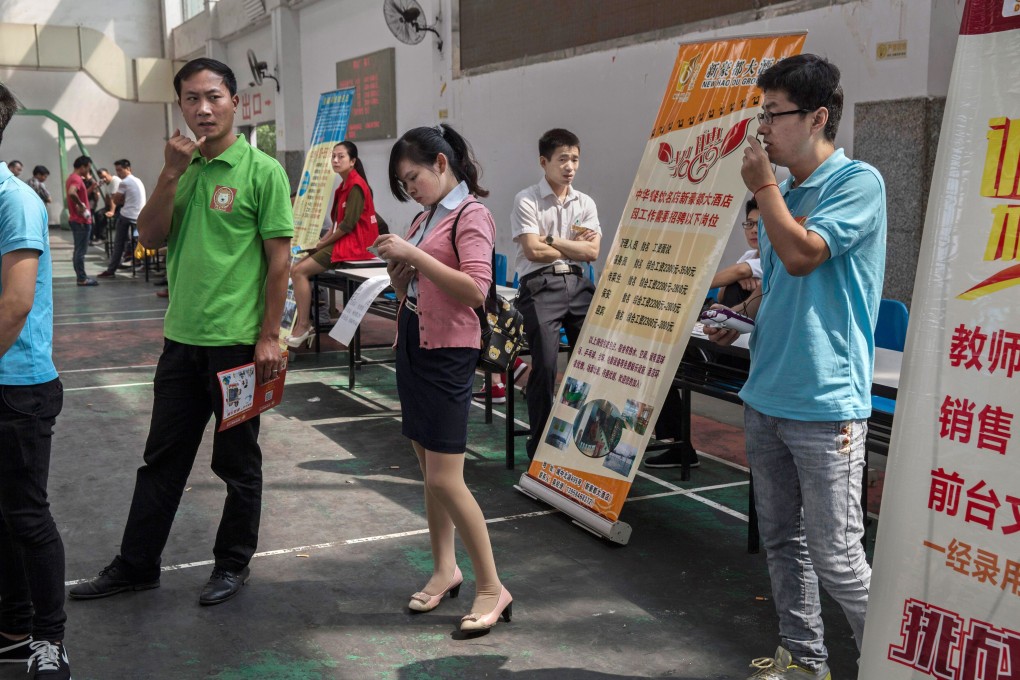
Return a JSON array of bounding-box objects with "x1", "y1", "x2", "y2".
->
[
  {"x1": 280, "y1": 88, "x2": 355, "y2": 338},
  {"x1": 861, "y1": 3, "x2": 1020, "y2": 678},
  {"x1": 291, "y1": 88, "x2": 356, "y2": 248},
  {"x1": 516, "y1": 33, "x2": 805, "y2": 544}
]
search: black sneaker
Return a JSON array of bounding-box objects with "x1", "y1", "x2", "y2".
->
[
  {"x1": 0, "y1": 635, "x2": 31, "y2": 664},
  {"x1": 27, "y1": 640, "x2": 70, "y2": 680},
  {"x1": 68, "y1": 562, "x2": 160, "y2": 600},
  {"x1": 644, "y1": 447, "x2": 701, "y2": 468}
]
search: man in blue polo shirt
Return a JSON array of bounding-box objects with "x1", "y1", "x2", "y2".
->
[
  {"x1": 0, "y1": 83, "x2": 71, "y2": 679},
  {"x1": 706, "y1": 55, "x2": 886, "y2": 679}
]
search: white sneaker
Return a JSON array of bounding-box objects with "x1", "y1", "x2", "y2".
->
[{"x1": 747, "y1": 647, "x2": 830, "y2": 679}]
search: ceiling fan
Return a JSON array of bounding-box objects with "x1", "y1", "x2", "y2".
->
[
  {"x1": 247, "y1": 49, "x2": 279, "y2": 91},
  {"x1": 384, "y1": 0, "x2": 443, "y2": 52}
]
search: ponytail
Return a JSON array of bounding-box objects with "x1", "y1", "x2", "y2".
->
[
  {"x1": 388, "y1": 123, "x2": 489, "y2": 202},
  {"x1": 335, "y1": 141, "x2": 373, "y2": 197}
]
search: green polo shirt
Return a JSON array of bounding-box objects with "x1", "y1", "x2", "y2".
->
[{"x1": 164, "y1": 135, "x2": 294, "y2": 346}]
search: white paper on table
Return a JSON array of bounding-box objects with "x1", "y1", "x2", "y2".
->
[{"x1": 328, "y1": 274, "x2": 393, "y2": 346}]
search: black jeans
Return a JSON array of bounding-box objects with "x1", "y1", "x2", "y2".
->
[
  {"x1": 517, "y1": 272, "x2": 595, "y2": 459},
  {"x1": 115, "y1": 340, "x2": 262, "y2": 581},
  {"x1": 104, "y1": 215, "x2": 135, "y2": 274},
  {"x1": 0, "y1": 379, "x2": 66, "y2": 641}
]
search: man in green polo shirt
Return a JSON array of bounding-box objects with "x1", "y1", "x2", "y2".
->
[{"x1": 71, "y1": 58, "x2": 293, "y2": 607}]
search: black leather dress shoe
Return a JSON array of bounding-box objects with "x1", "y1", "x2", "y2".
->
[
  {"x1": 199, "y1": 566, "x2": 250, "y2": 606},
  {"x1": 69, "y1": 563, "x2": 160, "y2": 600}
]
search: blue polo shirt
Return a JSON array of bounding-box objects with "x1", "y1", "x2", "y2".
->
[
  {"x1": 739, "y1": 149, "x2": 886, "y2": 421},
  {"x1": 0, "y1": 162, "x2": 57, "y2": 385}
]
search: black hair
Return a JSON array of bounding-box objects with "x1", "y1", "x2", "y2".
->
[
  {"x1": 539, "y1": 128, "x2": 580, "y2": 159},
  {"x1": 114, "y1": 159, "x2": 131, "y2": 169},
  {"x1": 746, "y1": 197, "x2": 759, "y2": 216},
  {"x1": 388, "y1": 124, "x2": 489, "y2": 202},
  {"x1": 174, "y1": 58, "x2": 237, "y2": 97},
  {"x1": 98, "y1": 167, "x2": 109, "y2": 176},
  {"x1": 33, "y1": 165, "x2": 49, "y2": 176},
  {"x1": 9, "y1": 159, "x2": 21, "y2": 168},
  {"x1": 0, "y1": 83, "x2": 20, "y2": 147},
  {"x1": 334, "y1": 141, "x2": 371, "y2": 192},
  {"x1": 73, "y1": 155, "x2": 93, "y2": 169},
  {"x1": 757, "y1": 53, "x2": 843, "y2": 142}
]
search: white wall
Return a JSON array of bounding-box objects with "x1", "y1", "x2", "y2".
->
[
  {"x1": 1, "y1": 0, "x2": 169, "y2": 224},
  {"x1": 172, "y1": 0, "x2": 963, "y2": 271},
  {"x1": 297, "y1": 0, "x2": 446, "y2": 232},
  {"x1": 454, "y1": 0, "x2": 961, "y2": 267}
]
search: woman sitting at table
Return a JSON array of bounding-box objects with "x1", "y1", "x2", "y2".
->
[
  {"x1": 711, "y1": 197, "x2": 762, "y2": 309},
  {"x1": 286, "y1": 141, "x2": 380, "y2": 348},
  {"x1": 373, "y1": 123, "x2": 513, "y2": 633}
]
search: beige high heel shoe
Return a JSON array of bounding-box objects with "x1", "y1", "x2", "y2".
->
[
  {"x1": 460, "y1": 586, "x2": 512, "y2": 632},
  {"x1": 284, "y1": 326, "x2": 315, "y2": 349},
  {"x1": 408, "y1": 566, "x2": 463, "y2": 613}
]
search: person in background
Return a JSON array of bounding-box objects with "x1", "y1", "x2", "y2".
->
[
  {"x1": 706, "y1": 54, "x2": 885, "y2": 680},
  {"x1": 511, "y1": 128, "x2": 601, "y2": 460},
  {"x1": 92, "y1": 168, "x2": 120, "y2": 245},
  {"x1": 6, "y1": 160, "x2": 21, "y2": 178},
  {"x1": 97, "y1": 160, "x2": 146, "y2": 279},
  {"x1": 0, "y1": 82, "x2": 72, "y2": 680},
  {"x1": 26, "y1": 166, "x2": 50, "y2": 205},
  {"x1": 70, "y1": 57, "x2": 292, "y2": 607},
  {"x1": 285, "y1": 141, "x2": 379, "y2": 348},
  {"x1": 374, "y1": 123, "x2": 512, "y2": 633},
  {"x1": 65, "y1": 156, "x2": 97, "y2": 286}
]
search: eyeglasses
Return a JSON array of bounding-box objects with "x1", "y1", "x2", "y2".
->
[
  {"x1": 757, "y1": 108, "x2": 811, "y2": 125},
  {"x1": 742, "y1": 220, "x2": 758, "y2": 230}
]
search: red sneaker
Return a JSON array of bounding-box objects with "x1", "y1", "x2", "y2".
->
[
  {"x1": 472, "y1": 383, "x2": 506, "y2": 404},
  {"x1": 512, "y1": 357, "x2": 528, "y2": 381}
]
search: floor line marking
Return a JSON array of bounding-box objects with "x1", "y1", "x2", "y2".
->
[
  {"x1": 64, "y1": 381, "x2": 153, "y2": 392},
  {"x1": 55, "y1": 317, "x2": 165, "y2": 327},
  {"x1": 59, "y1": 364, "x2": 158, "y2": 374},
  {"x1": 63, "y1": 484, "x2": 743, "y2": 586},
  {"x1": 54, "y1": 309, "x2": 166, "y2": 318}
]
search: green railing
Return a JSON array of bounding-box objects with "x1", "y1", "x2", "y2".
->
[{"x1": 15, "y1": 109, "x2": 89, "y2": 229}]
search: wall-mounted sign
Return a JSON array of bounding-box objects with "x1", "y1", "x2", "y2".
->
[
  {"x1": 335, "y1": 47, "x2": 397, "y2": 141},
  {"x1": 237, "y1": 84, "x2": 276, "y2": 126},
  {"x1": 876, "y1": 39, "x2": 908, "y2": 60}
]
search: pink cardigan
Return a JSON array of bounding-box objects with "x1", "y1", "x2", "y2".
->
[{"x1": 402, "y1": 199, "x2": 496, "y2": 349}]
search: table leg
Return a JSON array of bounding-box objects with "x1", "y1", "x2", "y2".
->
[{"x1": 506, "y1": 367, "x2": 516, "y2": 469}]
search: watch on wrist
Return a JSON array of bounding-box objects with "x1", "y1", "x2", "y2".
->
[{"x1": 544, "y1": 234, "x2": 554, "y2": 245}]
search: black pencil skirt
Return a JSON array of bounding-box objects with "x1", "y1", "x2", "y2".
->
[{"x1": 395, "y1": 304, "x2": 480, "y2": 453}]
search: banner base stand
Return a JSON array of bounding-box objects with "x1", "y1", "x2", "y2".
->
[{"x1": 515, "y1": 474, "x2": 632, "y2": 545}]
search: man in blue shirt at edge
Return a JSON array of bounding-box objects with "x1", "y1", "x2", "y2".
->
[
  {"x1": 0, "y1": 83, "x2": 72, "y2": 679},
  {"x1": 706, "y1": 54, "x2": 886, "y2": 680}
]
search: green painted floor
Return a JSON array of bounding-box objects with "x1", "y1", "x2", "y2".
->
[{"x1": 3, "y1": 230, "x2": 869, "y2": 679}]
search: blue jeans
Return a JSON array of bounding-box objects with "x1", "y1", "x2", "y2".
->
[
  {"x1": 69, "y1": 220, "x2": 92, "y2": 281},
  {"x1": 744, "y1": 405, "x2": 871, "y2": 669},
  {"x1": 0, "y1": 379, "x2": 66, "y2": 641}
]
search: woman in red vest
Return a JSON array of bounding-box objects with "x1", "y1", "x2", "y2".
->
[{"x1": 286, "y1": 141, "x2": 380, "y2": 347}]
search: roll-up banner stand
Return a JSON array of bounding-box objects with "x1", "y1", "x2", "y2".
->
[
  {"x1": 516, "y1": 33, "x2": 806, "y2": 544},
  {"x1": 861, "y1": 2, "x2": 1020, "y2": 677},
  {"x1": 280, "y1": 88, "x2": 356, "y2": 340}
]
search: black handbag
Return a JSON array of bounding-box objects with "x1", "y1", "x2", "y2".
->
[{"x1": 449, "y1": 202, "x2": 526, "y2": 373}]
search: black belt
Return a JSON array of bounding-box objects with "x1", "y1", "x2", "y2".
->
[
  {"x1": 404, "y1": 296, "x2": 420, "y2": 315},
  {"x1": 520, "y1": 263, "x2": 583, "y2": 286}
]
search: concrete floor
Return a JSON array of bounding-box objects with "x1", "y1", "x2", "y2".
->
[{"x1": 3, "y1": 229, "x2": 870, "y2": 679}]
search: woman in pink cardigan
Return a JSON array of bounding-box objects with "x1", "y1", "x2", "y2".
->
[{"x1": 373, "y1": 124, "x2": 512, "y2": 634}]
